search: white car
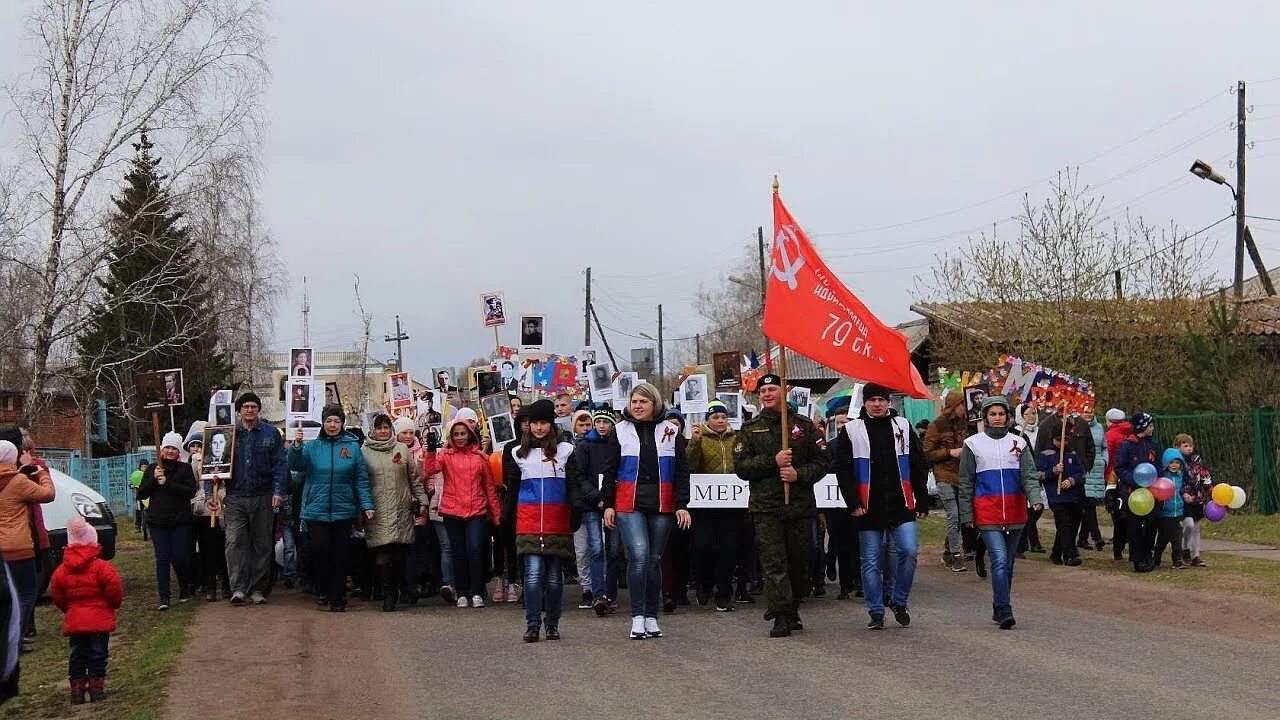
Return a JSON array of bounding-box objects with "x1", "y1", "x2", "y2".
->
[{"x1": 38, "y1": 467, "x2": 118, "y2": 596}]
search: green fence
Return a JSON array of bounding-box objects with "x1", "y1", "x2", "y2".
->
[{"x1": 1152, "y1": 410, "x2": 1280, "y2": 515}]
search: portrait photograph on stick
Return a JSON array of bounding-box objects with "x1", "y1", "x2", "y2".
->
[
  {"x1": 388, "y1": 371, "x2": 413, "y2": 409},
  {"x1": 290, "y1": 347, "x2": 314, "y2": 377},
  {"x1": 482, "y1": 291, "x2": 506, "y2": 327},
  {"x1": 158, "y1": 368, "x2": 184, "y2": 406},
  {"x1": 519, "y1": 314, "x2": 545, "y2": 351},
  {"x1": 201, "y1": 425, "x2": 235, "y2": 480},
  {"x1": 133, "y1": 371, "x2": 167, "y2": 411},
  {"x1": 489, "y1": 412, "x2": 516, "y2": 447},
  {"x1": 476, "y1": 370, "x2": 503, "y2": 398}
]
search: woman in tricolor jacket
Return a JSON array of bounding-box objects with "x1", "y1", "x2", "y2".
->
[
  {"x1": 602, "y1": 382, "x2": 691, "y2": 640},
  {"x1": 958, "y1": 395, "x2": 1043, "y2": 630},
  {"x1": 505, "y1": 399, "x2": 579, "y2": 642}
]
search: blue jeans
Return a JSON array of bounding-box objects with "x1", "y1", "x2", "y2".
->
[
  {"x1": 431, "y1": 521, "x2": 454, "y2": 588},
  {"x1": 68, "y1": 633, "x2": 110, "y2": 678},
  {"x1": 581, "y1": 511, "x2": 606, "y2": 598},
  {"x1": 615, "y1": 512, "x2": 673, "y2": 618},
  {"x1": 9, "y1": 558, "x2": 36, "y2": 639},
  {"x1": 604, "y1": 526, "x2": 623, "y2": 599},
  {"x1": 444, "y1": 516, "x2": 490, "y2": 598},
  {"x1": 281, "y1": 524, "x2": 298, "y2": 579},
  {"x1": 522, "y1": 554, "x2": 564, "y2": 627},
  {"x1": 150, "y1": 525, "x2": 192, "y2": 602},
  {"x1": 981, "y1": 528, "x2": 1022, "y2": 617},
  {"x1": 859, "y1": 521, "x2": 919, "y2": 614}
]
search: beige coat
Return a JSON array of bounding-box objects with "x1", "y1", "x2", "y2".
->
[
  {"x1": 0, "y1": 464, "x2": 55, "y2": 561},
  {"x1": 361, "y1": 437, "x2": 426, "y2": 547}
]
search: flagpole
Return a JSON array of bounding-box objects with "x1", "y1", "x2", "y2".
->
[{"x1": 773, "y1": 175, "x2": 790, "y2": 505}]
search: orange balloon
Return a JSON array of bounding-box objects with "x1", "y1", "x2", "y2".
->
[{"x1": 490, "y1": 451, "x2": 505, "y2": 487}]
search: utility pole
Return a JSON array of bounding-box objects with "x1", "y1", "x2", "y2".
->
[
  {"x1": 1113, "y1": 270, "x2": 1123, "y2": 300},
  {"x1": 584, "y1": 267, "x2": 592, "y2": 346},
  {"x1": 695, "y1": 334, "x2": 701, "y2": 365},
  {"x1": 384, "y1": 314, "x2": 409, "y2": 370},
  {"x1": 589, "y1": 304, "x2": 619, "y2": 370},
  {"x1": 1235, "y1": 80, "x2": 1247, "y2": 298},
  {"x1": 657, "y1": 304, "x2": 665, "y2": 397},
  {"x1": 758, "y1": 225, "x2": 773, "y2": 365},
  {"x1": 301, "y1": 276, "x2": 311, "y2": 346}
]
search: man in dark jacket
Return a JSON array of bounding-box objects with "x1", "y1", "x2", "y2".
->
[
  {"x1": 1113, "y1": 412, "x2": 1160, "y2": 572},
  {"x1": 733, "y1": 375, "x2": 829, "y2": 638},
  {"x1": 221, "y1": 392, "x2": 286, "y2": 605},
  {"x1": 834, "y1": 384, "x2": 929, "y2": 630}
]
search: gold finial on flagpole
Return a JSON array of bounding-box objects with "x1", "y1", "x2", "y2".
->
[{"x1": 772, "y1": 175, "x2": 780, "y2": 194}]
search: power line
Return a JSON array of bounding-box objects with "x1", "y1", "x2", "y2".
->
[
  {"x1": 1106, "y1": 214, "x2": 1233, "y2": 277},
  {"x1": 1246, "y1": 214, "x2": 1280, "y2": 223}
]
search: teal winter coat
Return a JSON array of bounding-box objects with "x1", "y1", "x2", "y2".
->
[
  {"x1": 1083, "y1": 420, "x2": 1107, "y2": 499},
  {"x1": 1158, "y1": 447, "x2": 1185, "y2": 518},
  {"x1": 288, "y1": 430, "x2": 374, "y2": 523}
]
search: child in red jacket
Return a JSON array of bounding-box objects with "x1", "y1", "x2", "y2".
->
[{"x1": 50, "y1": 517, "x2": 123, "y2": 705}]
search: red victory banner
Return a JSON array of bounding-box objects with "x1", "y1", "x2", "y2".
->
[{"x1": 763, "y1": 186, "x2": 930, "y2": 399}]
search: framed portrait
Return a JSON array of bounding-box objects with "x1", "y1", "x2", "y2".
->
[
  {"x1": 481, "y1": 291, "x2": 506, "y2": 328},
  {"x1": 578, "y1": 346, "x2": 602, "y2": 375},
  {"x1": 476, "y1": 370, "x2": 503, "y2": 398},
  {"x1": 964, "y1": 383, "x2": 990, "y2": 423},
  {"x1": 289, "y1": 347, "x2": 314, "y2": 378},
  {"x1": 133, "y1": 371, "x2": 167, "y2": 411},
  {"x1": 681, "y1": 374, "x2": 709, "y2": 414},
  {"x1": 388, "y1": 371, "x2": 413, "y2": 409},
  {"x1": 288, "y1": 379, "x2": 312, "y2": 421},
  {"x1": 431, "y1": 367, "x2": 457, "y2": 392},
  {"x1": 716, "y1": 391, "x2": 742, "y2": 425},
  {"x1": 480, "y1": 393, "x2": 509, "y2": 422},
  {"x1": 325, "y1": 382, "x2": 341, "y2": 407},
  {"x1": 519, "y1": 314, "x2": 545, "y2": 352},
  {"x1": 612, "y1": 372, "x2": 637, "y2": 403},
  {"x1": 787, "y1": 385, "x2": 812, "y2": 410},
  {"x1": 489, "y1": 412, "x2": 516, "y2": 448},
  {"x1": 157, "y1": 368, "x2": 185, "y2": 406},
  {"x1": 214, "y1": 403, "x2": 233, "y2": 426},
  {"x1": 713, "y1": 351, "x2": 741, "y2": 391},
  {"x1": 201, "y1": 425, "x2": 235, "y2": 480}
]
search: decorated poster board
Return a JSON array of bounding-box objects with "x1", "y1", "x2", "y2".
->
[
  {"x1": 940, "y1": 355, "x2": 1095, "y2": 416},
  {"x1": 687, "y1": 473, "x2": 848, "y2": 509}
]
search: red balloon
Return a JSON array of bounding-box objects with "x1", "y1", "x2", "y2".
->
[{"x1": 1149, "y1": 476, "x2": 1175, "y2": 503}]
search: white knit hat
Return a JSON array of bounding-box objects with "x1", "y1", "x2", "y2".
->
[
  {"x1": 452, "y1": 407, "x2": 479, "y2": 427},
  {"x1": 392, "y1": 416, "x2": 416, "y2": 436},
  {"x1": 161, "y1": 431, "x2": 184, "y2": 451},
  {"x1": 1105, "y1": 408, "x2": 1125, "y2": 423}
]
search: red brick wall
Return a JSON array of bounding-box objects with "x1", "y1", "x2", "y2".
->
[{"x1": 0, "y1": 394, "x2": 85, "y2": 453}]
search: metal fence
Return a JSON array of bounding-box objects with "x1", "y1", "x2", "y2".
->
[
  {"x1": 43, "y1": 451, "x2": 155, "y2": 516},
  {"x1": 1153, "y1": 410, "x2": 1280, "y2": 515}
]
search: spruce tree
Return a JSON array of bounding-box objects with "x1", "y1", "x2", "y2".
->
[{"x1": 78, "y1": 132, "x2": 232, "y2": 451}]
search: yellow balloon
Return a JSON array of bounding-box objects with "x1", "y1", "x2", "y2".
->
[
  {"x1": 1211, "y1": 483, "x2": 1234, "y2": 507},
  {"x1": 1128, "y1": 488, "x2": 1155, "y2": 516}
]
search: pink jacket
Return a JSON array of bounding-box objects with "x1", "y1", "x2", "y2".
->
[{"x1": 423, "y1": 446, "x2": 500, "y2": 523}]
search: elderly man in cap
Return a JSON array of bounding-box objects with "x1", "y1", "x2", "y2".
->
[
  {"x1": 834, "y1": 383, "x2": 929, "y2": 630},
  {"x1": 220, "y1": 392, "x2": 287, "y2": 605},
  {"x1": 733, "y1": 374, "x2": 829, "y2": 638}
]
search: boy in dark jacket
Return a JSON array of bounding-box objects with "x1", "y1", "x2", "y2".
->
[
  {"x1": 50, "y1": 518, "x2": 124, "y2": 704},
  {"x1": 1112, "y1": 413, "x2": 1161, "y2": 572},
  {"x1": 567, "y1": 409, "x2": 615, "y2": 615},
  {"x1": 1037, "y1": 434, "x2": 1085, "y2": 566}
]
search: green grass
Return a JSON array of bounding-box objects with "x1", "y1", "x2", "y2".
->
[
  {"x1": 914, "y1": 513, "x2": 1280, "y2": 600},
  {"x1": 1199, "y1": 513, "x2": 1280, "y2": 546},
  {"x1": 3, "y1": 520, "x2": 198, "y2": 719}
]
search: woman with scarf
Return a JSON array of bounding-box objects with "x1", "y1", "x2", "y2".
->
[
  {"x1": 602, "y1": 383, "x2": 692, "y2": 640},
  {"x1": 363, "y1": 414, "x2": 428, "y2": 611},
  {"x1": 289, "y1": 405, "x2": 374, "y2": 612}
]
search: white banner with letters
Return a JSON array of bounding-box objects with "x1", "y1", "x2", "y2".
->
[{"x1": 687, "y1": 473, "x2": 847, "y2": 509}]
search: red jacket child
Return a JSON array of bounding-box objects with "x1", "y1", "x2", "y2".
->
[{"x1": 50, "y1": 518, "x2": 123, "y2": 635}]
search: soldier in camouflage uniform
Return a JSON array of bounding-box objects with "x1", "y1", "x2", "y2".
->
[{"x1": 733, "y1": 374, "x2": 829, "y2": 638}]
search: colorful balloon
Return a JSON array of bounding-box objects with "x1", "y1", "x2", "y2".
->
[
  {"x1": 1211, "y1": 483, "x2": 1234, "y2": 507},
  {"x1": 1128, "y1": 488, "x2": 1155, "y2": 516},
  {"x1": 1133, "y1": 463, "x2": 1157, "y2": 488},
  {"x1": 1149, "y1": 477, "x2": 1175, "y2": 502},
  {"x1": 1229, "y1": 486, "x2": 1247, "y2": 510},
  {"x1": 1204, "y1": 500, "x2": 1228, "y2": 522}
]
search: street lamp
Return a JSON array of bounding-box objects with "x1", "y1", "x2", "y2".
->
[
  {"x1": 1188, "y1": 159, "x2": 1235, "y2": 196},
  {"x1": 1188, "y1": 158, "x2": 1244, "y2": 297}
]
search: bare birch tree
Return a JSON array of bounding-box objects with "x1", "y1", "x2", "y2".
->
[{"x1": 4, "y1": 0, "x2": 267, "y2": 425}]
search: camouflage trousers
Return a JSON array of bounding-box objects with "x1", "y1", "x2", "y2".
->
[{"x1": 751, "y1": 512, "x2": 812, "y2": 620}]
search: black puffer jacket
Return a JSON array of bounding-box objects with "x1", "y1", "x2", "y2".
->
[
  {"x1": 568, "y1": 430, "x2": 613, "y2": 512},
  {"x1": 138, "y1": 458, "x2": 197, "y2": 528}
]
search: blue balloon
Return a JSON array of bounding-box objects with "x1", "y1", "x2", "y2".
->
[{"x1": 1133, "y1": 462, "x2": 1157, "y2": 488}]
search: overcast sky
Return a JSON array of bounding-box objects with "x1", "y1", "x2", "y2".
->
[{"x1": 3, "y1": 2, "x2": 1279, "y2": 376}]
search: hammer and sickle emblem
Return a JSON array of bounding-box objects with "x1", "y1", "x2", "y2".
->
[{"x1": 772, "y1": 225, "x2": 806, "y2": 290}]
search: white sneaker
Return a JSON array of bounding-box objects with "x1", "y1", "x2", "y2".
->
[
  {"x1": 249, "y1": 591, "x2": 266, "y2": 605},
  {"x1": 644, "y1": 616, "x2": 662, "y2": 638},
  {"x1": 629, "y1": 616, "x2": 647, "y2": 640},
  {"x1": 471, "y1": 594, "x2": 485, "y2": 608},
  {"x1": 456, "y1": 596, "x2": 469, "y2": 608}
]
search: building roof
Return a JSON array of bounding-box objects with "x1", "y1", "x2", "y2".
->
[{"x1": 1240, "y1": 296, "x2": 1280, "y2": 335}]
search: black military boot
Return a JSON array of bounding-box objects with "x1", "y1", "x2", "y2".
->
[
  {"x1": 770, "y1": 615, "x2": 792, "y2": 638},
  {"x1": 788, "y1": 611, "x2": 804, "y2": 632}
]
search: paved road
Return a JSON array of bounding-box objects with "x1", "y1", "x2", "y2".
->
[{"x1": 166, "y1": 557, "x2": 1278, "y2": 720}]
